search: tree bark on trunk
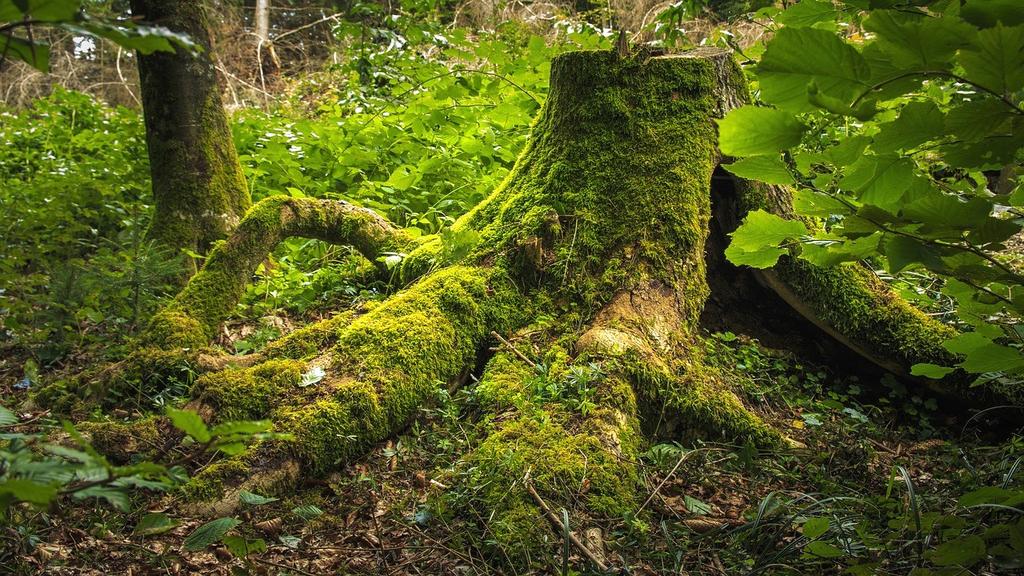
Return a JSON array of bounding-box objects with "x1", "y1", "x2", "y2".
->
[
  {"x1": 50, "y1": 48, "x2": 1010, "y2": 570},
  {"x1": 130, "y1": 0, "x2": 252, "y2": 269}
]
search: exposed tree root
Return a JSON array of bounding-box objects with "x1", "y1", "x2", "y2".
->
[{"x1": 37, "y1": 47, "x2": 1011, "y2": 571}]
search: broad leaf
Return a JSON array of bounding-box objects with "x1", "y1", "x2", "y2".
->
[
  {"x1": 871, "y1": 101, "x2": 945, "y2": 153},
  {"x1": 717, "y1": 106, "x2": 805, "y2": 157},
  {"x1": 725, "y1": 210, "x2": 808, "y2": 269},
  {"x1": 959, "y1": 23, "x2": 1024, "y2": 95},
  {"x1": 134, "y1": 512, "x2": 179, "y2": 536},
  {"x1": 0, "y1": 35, "x2": 49, "y2": 72},
  {"x1": 0, "y1": 478, "x2": 58, "y2": 505},
  {"x1": 166, "y1": 407, "x2": 211, "y2": 443},
  {"x1": 864, "y1": 10, "x2": 975, "y2": 70},
  {"x1": 927, "y1": 535, "x2": 986, "y2": 567},
  {"x1": 184, "y1": 517, "x2": 241, "y2": 551},
  {"x1": 756, "y1": 27, "x2": 871, "y2": 112},
  {"x1": 722, "y1": 155, "x2": 794, "y2": 185}
]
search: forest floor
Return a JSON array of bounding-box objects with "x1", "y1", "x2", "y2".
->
[{"x1": 2, "y1": 325, "x2": 1014, "y2": 576}]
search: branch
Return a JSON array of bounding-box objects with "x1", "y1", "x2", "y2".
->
[{"x1": 524, "y1": 475, "x2": 609, "y2": 573}]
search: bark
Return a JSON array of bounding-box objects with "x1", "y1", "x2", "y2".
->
[
  {"x1": 130, "y1": 0, "x2": 252, "y2": 265},
  {"x1": 46, "y1": 47, "x2": 1012, "y2": 570}
]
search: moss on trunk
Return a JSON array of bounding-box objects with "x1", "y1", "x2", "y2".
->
[
  {"x1": 40, "y1": 47, "x2": 1007, "y2": 572},
  {"x1": 130, "y1": 0, "x2": 253, "y2": 264}
]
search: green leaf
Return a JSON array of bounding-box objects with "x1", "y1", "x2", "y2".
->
[
  {"x1": 803, "y1": 517, "x2": 830, "y2": 539},
  {"x1": 722, "y1": 155, "x2": 794, "y2": 185},
  {"x1": 945, "y1": 98, "x2": 1015, "y2": 142},
  {"x1": 944, "y1": 332, "x2": 1024, "y2": 373},
  {"x1": 209, "y1": 420, "x2": 272, "y2": 438},
  {"x1": 14, "y1": 0, "x2": 79, "y2": 21},
  {"x1": 902, "y1": 192, "x2": 992, "y2": 231},
  {"x1": 184, "y1": 517, "x2": 241, "y2": 551},
  {"x1": 756, "y1": 27, "x2": 871, "y2": 112},
  {"x1": 239, "y1": 490, "x2": 278, "y2": 506},
  {"x1": 725, "y1": 210, "x2": 809, "y2": 269},
  {"x1": 864, "y1": 10, "x2": 976, "y2": 71},
  {"x1": 133, "y1": 512, "x2": 179, "y2": 536},
  {"x1": 883, "y1": 235, "x2": 945, "y2": 274},
  {"x1": 962, "y1": 0, "x2": 1024, "y2": 28},
  {"x1": 166, "y1": 407, "x2": 211, "y2": 443},
  {"x1": 222, "y1": 535, "x2": 267, "y2": 557},
  {"x1": 776, "y1": 0, "x2": 836, "y2": 28},
  {"x1": 959, "y1": 23, "x2": 1024, "y2": 95},
  {"x1": 805, "y1": 540, "x2": 845, "y2": 558},
  {"x1": 0, "y1": 34, "x2": 49, "y2": 72},
  {"x1": 793, "y1": 189, "x2": 852, "y2": 217},
  {"x1": 800, "y1": 234, "x2": 881, "y2": 267},
  {"x1": 0, "y1": 404, "x2": 17, "y2": 427},
  {"x1": 292, "y1": 504, "x2": 323, "y2": 521},
  {"x1": 927, "y1": 535, "x2": 986, "y2": 567},
  {"x1": 717, "y1": 106, "x2": 805, "y2": 157},
  {"x1": 840, "y1": 155, "x2": 919, "y2": 212},
  {"x1": 911, "y1": 363, "x2": 955, "y2": 379},
  {"x1": 0, "y1": 478, "x2": 58, "y2": 505},
  {"x1": 872, "y1": 101, "x2": 945, "y2": 153}
]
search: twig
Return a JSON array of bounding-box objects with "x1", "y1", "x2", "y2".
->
[
  {"x1": 490, "y1": 331, "x2": 536, "y2": 369},
  {"x1": 524, "y1": 474, "x2": 608, "y2": 573},
  {"x1": 251, "y1": 556, "x2": 317, "y2": 576},
  {"x1": 636, "y1": 448, "x2": 703, "y2": 515}
]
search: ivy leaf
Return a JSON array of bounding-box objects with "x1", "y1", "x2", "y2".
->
[
  {"x1": 722, "y1": 155, "x2": 794, "y2": 185},
  {"x1": 717, "y1": 106, "x2": 805, "y2": 157},
  {"x1": 725, "y1": 210, "x2": 808, "y2": 269},
  {"x1": 166, "y1": 407, "x2": 211, "y2": 443},
  {"x1": 184, "y1": 517, "x2": 241, "y2": 551},
  {"x1": 756, "y1": 27, "x2": 871, "y2": 112},
  {"x1": 959, "y1": 23, "x2": 1024, "y2": 95}
]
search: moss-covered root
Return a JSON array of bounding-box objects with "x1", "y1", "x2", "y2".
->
[
  {"x1": 179, "y1": 266, "x2": 528, "y2": 512},
  {"x1": 730, "y1": 180, "x2": 957, "y2": 379},
  {"x1": 463, "y1": 346, "x2": 643, "y2": 568},
  {"x1": 143, "y1": 195, "x2": 416, "y2": 349}
]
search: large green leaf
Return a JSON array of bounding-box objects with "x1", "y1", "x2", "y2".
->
[
  {"x1": 717, "y1": 105, "x2": 805, "y2": 157},
  {"x1": 864, "y1": 10, "x2": 975, "y2": 71},
  {"x1": 959, "y1": 23, "x2": 1024, "y2": 95},
  {"x1": 184, "y1": 517, "x2": 241, "y2": 551},
  {"x1": 0, "y1": 478, "x2": 58, "y2": 505},
  {"x1": 945, "y1": 98, "x2": 1015, "y2": 142},
  {"x1": 839, "y1": 155, "x2": 920, "y2": 211},
  {"x1": 927, "y1": 535, "x2": 986, "y2": 567},
  {"x1": 166, "y1": 407, "x2": 211, "y2": 443},
  {"x1": 871, "y1": 101, "x2": 945, "y2": 153},
  {"x1": 776, "y1": 0, "x2": 836, "y2": 28},
  {"x1": 901, "y1": 191, "x2": 991, "y2": 231},
  {"x1": 725, "y1": 210, "x2": 809, "y2": 268},
  {"x1": 722, "y1": 155, "x2": 795, "y2": 185},
  {"x1": 961, "y1": 0, "x2": 1024, "y2": 28},
  {"x1": 0, "y1": 34, "x2": 49, "y2": 71},
  {"x1": 11, "y1": 0, "x2": 79, "y2": 21},
  {"x1": 756, "y1": 27, "x2": 872, "y2": 112}
]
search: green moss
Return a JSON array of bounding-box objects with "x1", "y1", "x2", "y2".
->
[
  {"x1": 464, "y1": 413, "x2": 640, "y2": 562},
  {"x1": 623, "y1": 346, "x2": 781, "y2": 447},
  {"x1": 260, "y1": 311, "x2": 356, "y2": 360},
  {"x1": 195, "y1": 359, "x2": 305, "y2": 421},
  {"x1": 78, "y1": 416, "x2": 166, "y2": 464},
  {"x1": 180, "y1": 457, "x2": 251, "y2": 502},
  {"x1": 252, "y1": 266, "x2": 529, "y2": 472},
  {"x1": 775, "y1": 259, "x2": 955, "y2": 368}
]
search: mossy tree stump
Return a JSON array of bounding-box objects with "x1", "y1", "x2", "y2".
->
[{"x1": 58, "y1": 48, "x2": 964, "y2": 569}]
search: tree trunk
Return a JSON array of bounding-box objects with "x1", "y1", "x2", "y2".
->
[
  {"x1": 130, "y1": 0, "x2": 252, "y2": 267},
  {"x1": 53, "y1": 48, "x2": 1004, "y2": 570}
]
